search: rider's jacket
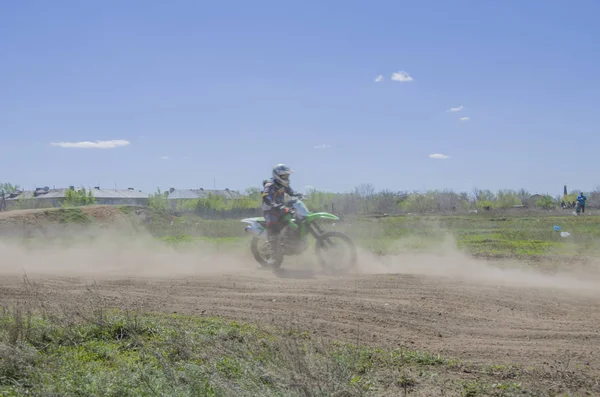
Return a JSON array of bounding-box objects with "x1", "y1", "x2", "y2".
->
[{"x1": 261, "y1": 179, "x2": 297, "y2": 212}]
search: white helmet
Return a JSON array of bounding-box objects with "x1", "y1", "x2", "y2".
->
[{"x1": 272, "y1": 164, "x2": 294, "y2": 187}]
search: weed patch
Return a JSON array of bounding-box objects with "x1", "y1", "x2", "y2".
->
[
  {"x1": 43, "y1": 208, "x2": 91, "y2": 224},
  {"x1": 0, "y1": 305, "x2": 571, "y2": 397}
]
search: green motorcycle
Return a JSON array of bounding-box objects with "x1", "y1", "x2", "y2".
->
[{"x1": 241, "y1": 197, "x2": 357, "y2": 272}]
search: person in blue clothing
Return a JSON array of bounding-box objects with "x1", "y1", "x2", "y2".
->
[
  {"x1": 576, "y1": 192, "x2": 587, "y2": 214},
  {"x1": 261, "y1": 164, "x2": 302, "y2": 253}
]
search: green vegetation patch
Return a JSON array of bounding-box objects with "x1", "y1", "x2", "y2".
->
[
  {"x1": 343, "y1": 215, "x2": 600, "y2": 259},
  {"x1": 2, "y1": 306, "x2": 586, "y2": 397},
  {"x1": 42, "y1": 208, "x2": 92, "y2": 224},
  {"x1": 144, "y1": 212, "x2": 600, "y2": 260}
]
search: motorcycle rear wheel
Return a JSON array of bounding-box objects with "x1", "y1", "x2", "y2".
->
[{"x1": 251, "y1": 236, "x2": 284, "y2": 269}]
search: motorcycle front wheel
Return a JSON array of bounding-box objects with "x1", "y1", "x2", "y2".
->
[{"x1": 315, "y1": 231, "x2": 357, "y2": 275}]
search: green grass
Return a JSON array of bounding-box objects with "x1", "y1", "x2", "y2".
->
[
  {"x1": 145, "y1": 213, "x2": 600, "y2": 260},
  {"x1": 42, "y1": 208, "x2": 92, "y2": 224},
  {"x1": 1, "y1": 304, "x2": 588, "y2": 397},
  {"x1": 116, "y1": 205, "x2": 136, "y2": 214},
  {"x1": 5, "y1": 205, "x2": 600, "y2": 260}
]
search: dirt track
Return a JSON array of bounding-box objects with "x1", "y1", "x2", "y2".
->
[{"x1": 2, "y1": 260, "x2": 599, "y2": 375}]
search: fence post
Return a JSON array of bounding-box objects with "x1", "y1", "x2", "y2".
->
[{"x1": 331, "y1": 203, "x2": 335, "y2": 215}]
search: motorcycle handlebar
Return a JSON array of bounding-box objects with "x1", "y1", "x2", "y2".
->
[{"x1": 284, "y1": 196, "x2": 303, "y2": 207}]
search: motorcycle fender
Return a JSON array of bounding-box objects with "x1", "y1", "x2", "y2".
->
[
  {"x1": 305, "y1": 212, "x2": 340, "y2": 222},
  {"x1": 241, "y1": 218, "x2": 266, "y2": 237}
]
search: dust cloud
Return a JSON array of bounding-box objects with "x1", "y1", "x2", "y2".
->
[
  {"x1": 1, "y1": 223, "x2": 599, "y2": 298},
  {"x1": 0, "y1": 225, "x2": 255, "y2": 280},
  {"x1": 355, "y1": 234, "x2": 600, "y2": 297}
]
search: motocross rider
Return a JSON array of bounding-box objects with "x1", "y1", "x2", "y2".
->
[{"x1": 261, "y1": 164, "x2": 302, "y2": 253}]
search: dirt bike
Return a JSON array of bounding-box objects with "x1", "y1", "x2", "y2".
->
[{"x1": 241, "y1": 197, "x2": 357, "y2": 272}]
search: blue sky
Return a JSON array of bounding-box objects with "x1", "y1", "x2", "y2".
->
[{"x1": 2, "y1": 0, "x2": 599, "y2": 195}]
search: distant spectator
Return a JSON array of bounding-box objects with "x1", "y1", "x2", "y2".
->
[{"x1": 577, "y1": 192, "x2": 587, "y2": 214}]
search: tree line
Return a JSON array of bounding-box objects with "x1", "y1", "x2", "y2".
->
[
  {"x1": 302, "y1": 184, "x2": 598, "y2": 215},
  {"x1": 3, "y1": 182, "x2": 598, "y2": 217},
  {"x1": 150, "y1": 184, "x2": 598, "y2": 217}
]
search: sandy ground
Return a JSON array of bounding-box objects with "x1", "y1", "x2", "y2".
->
[{"x1": 1, "y1": 228, "x2": 599, "y2": 380}]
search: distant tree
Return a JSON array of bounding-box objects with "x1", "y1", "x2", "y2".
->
[
  {"x1": 245, "y1": 187, "x2": 262, "y2": 199},
  {"x1": 589, "y1": 187, "x2": 600, "y2": 209},
  {"x1": 470, "y1": 187, "x2": 480, "y2": 203},
  {"x1": 563, "y1": 189, "x2": 580, "y2": 205},
  {"x1": 354, "y1": 183, "x2": 376, "y2": 198},
  {"x1": 374, "y1": 189, "x2": 402, "y2": 213},
  {"x1": 517, "y1": 188, "x2": 530, "y2": 206},
  {"x1": 400, "y1": 191, "x2": 438, "y2": 214},
  {"x1": 304, "y1": 189, "x2": 337, "y2": 212},
  {"x1": 63, "y1": 187, "x2": 95, "y2": 207},
  {"x1": 476, "y1": 189, "x2": 496, "y2": 203},
  {"x1": 496, "y1": 189, "x2": 521, "y2": 208},
  {"x1": 458, "y1": 192, "x2": 472, "y2": 211},
  {"x1": 0, "y1": 183, "x2": 20, "y2": 194},
  {"x1": 353, "y1": 183, "x2": 376, "y2": 213},
  {"x1": 535, "y1": 195, "x2": 555, "y2": 210},
  {"x1": 196, "y1": 193, "x2": 227, "y2": 211},
  {"x1": 148, "y1": 188, "x2": 169, "y2": 212},
  {"x1": 434, "y1": 189, "x2": 463, "y2": 211},
  {"x1": 87, "y1": 189, "x2": 95, "y2": 203}
]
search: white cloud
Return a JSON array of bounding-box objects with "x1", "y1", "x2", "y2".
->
[
  {"x1": 160, "y1": 156, "x2": 169, "y2": 160},
  {"x1": 459, "y1": 117, "x2": 470, "y2": 121},
  {"x1": 447, "y1": 105, "x2": 464, "y2": 112},
  {"x1": 50, "y1": 139, "x2": 130, "y2": 149},
  {"x1": 314, "y1": 144, "x2": 331, "y2": 150},
  {"x1": 374, "y1": 75, "x2": 384, "y2": 83},
  {"x1": 391, "y1": 71, "x2": 414, "y2": 82},
  {"x1": 429, "y1": 153, "x2": 450, "y2": 159}
]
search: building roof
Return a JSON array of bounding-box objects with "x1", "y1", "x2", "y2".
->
[
  {"x1": 89, "y1": 188, "x2": 149, "y2": 199},
  {"x1": 166, "y1": 188, "x2": 244, "y2": 200},
  {"x1": 5, "y1": 186, "x2": 245, "y2": 201},
  {"x1": 6, "y1": 187, "x2": 149, "y2": 200},
  {"x1": 3, "y1": 190, "x2": 27, "y2": 199}
]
